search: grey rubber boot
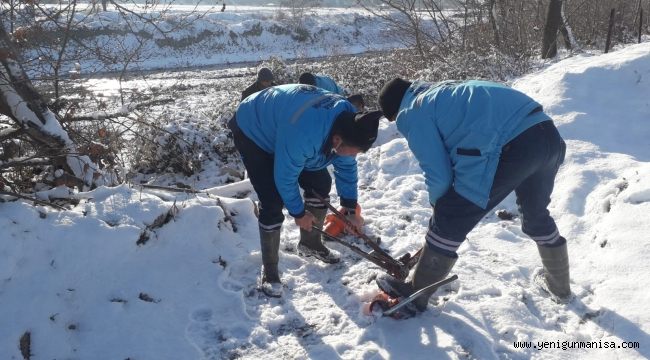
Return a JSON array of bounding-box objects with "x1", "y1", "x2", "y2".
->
[
  {"x1": 297, "y1": 206, "x2": 340, "y2": 264},
  {"x1": 377, "y1": 241, "x2": 457, "y2": 312},
  {"x1": 259, "y1": 226, "x2": 282, "y2": 298},
  {"x1": 536, "y1": 238, "x2": 571, "y2": 303}
]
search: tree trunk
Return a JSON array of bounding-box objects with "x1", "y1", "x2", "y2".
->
[
  {"x1": 640, "y1": 8, "x2": 644, "y2": 44},
  {"x1": 638, "y1": 0, "x2": 644, "y2": 44},
  {"x1": 488, "y1": 0, "x2": 501, "y2": 48},
  {"x1": 559, "y1": 1, "x2": 576, "y2": 50},
  {"x1": 605, "y1": 8, "x2": 616, "y2": 53},
  {"x1": 542, "y1": 0, "x2": 563, "y2": 59}
]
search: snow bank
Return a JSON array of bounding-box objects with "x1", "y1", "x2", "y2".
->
[{"x1": 21, "y1": 6, "x2": 406, "y2": 76}]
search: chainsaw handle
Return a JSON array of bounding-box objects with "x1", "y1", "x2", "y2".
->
[
  {"x1": 313, "y1": 226, "x2": 409, "y2": 280},
  {"x1": 382, "y1": 274, "x2": 459, "y2": 317},
  {"x1": 311, "y1": 191, "x2": 399, "y2": 266}
]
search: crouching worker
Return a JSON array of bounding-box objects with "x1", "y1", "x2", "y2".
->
[
  {"x1": 229, "y1": 84, "x2": 382, "y2": 298},
  {"x1": 241, "y1": 67, "x2": 275, "y2": 101},
  {"x1": 377, "y1": 78, "x2": 570, "y2": 315},
  {"x1": 299, "y1": 72, "x2": 347, "y2": 96}
]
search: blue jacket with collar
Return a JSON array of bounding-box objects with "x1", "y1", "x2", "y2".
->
[
  {"x1": 396, "y1": 80, "x2": 551, "y2": 208},
  {"x1": 314, "y1": 75, "x2": 347, "y2": 96},
  {"x1": 235, "y1": 84, "x2": 358, "y2": 217}
]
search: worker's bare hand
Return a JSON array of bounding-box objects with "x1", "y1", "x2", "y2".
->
[
  {"x1": 295, "y1": 211, "x2": 316, "y2": 231},
  {"x1": 344, "y1": 215, "x2": 363, "y2": 235}
]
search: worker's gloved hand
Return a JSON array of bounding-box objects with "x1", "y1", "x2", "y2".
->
[{"x1": 294, "y1": 210, "x2": 315, "y2": 231}]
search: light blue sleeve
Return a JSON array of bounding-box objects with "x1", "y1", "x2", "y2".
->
[
  {"x1": 331, "y1": 155, "x2": 358, "y2": 204},
  {"x1": 274, "y1": 131, "x2": 311, "y2": 217},
  {"x1": 334, "y1": 82, "x2": 348, "y2": 96},
  {"x1": 405, "y1": 119, "x2": 453, "y2": 205},
  {"x1": 316, "y1": 76, "x2": 347, "y2": 96}
]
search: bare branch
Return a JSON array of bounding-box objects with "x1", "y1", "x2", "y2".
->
[
  {"x1": 0, "y1": 190, "x2": 68, "y2": 210},
  {"x1": 0, "y1": 156, "x2": 51, "y2": 170},
  {"x1": 0, "y1": 126, "x2": 22, "y2": 142},
  {"x1": 133, "y1": 183, "x2": 201, "y2": 194},
  {"x1": 67, "y1": 98, "x2": 174, "y2": 122}
]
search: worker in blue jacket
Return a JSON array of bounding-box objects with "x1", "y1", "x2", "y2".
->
[
  {"x1": 229, "y1": 84, "x2": 382, "y2": 298},
  {"x1": 299, "y1": 72, "x2": 347, "y2": 96},
  {"x1": 376, "y1": 78, "x2": 570, "y2": 316}
]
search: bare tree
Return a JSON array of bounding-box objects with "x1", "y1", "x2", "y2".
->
[
  {"x1": 563, "y1": 0, "x2": 642, "y2": 48},
  {"x1": 0, "y1": 1, "x2": 214, "y2": 192},
  {"x1": 357, "y1": 0, "x2": 465, "y2": 59},
  {"x1": 1, "y1": 22, "x2": 118, "y2": 190},
  {"x1": 559, "y1": 1, "x2": 576, "y2": 50},
  {"x1": 358, "y1": 0, "x2": 643, "y2": 70},
  {"x1": 7, "y1": 0, "x2": 212, "y2": 109}
]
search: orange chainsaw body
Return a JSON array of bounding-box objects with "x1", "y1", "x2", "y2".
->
[{"x1": 323, "y1": 204, "x2": 363, "y2": 237}]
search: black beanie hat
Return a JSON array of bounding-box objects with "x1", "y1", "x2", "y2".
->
[
  {"x1": 378, "y1": 78, "x2": 412, "y2": 121},
  {"x1": 346, "y1": 94, "x2": 364, "y2": 106},
  {"x1": 299, "y1": 72, "x2": 317, "y2": 86},
  {"x1": 257, "y1": 67, "x2": 274, "y2": 82},
  {"x1": 332, "y1": 110, "x2": 382, "y2": 152}
]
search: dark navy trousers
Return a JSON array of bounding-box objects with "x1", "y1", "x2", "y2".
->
[
  {"x1": 426, "y1": 120, "x2": 567, "y2": 256},
  {"x1": 229, "y1": 117, "x2": 331, "y2": 231}
]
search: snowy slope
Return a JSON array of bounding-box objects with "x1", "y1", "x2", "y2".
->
[
  {"x1": 20, "y1": 6, "x2": 411, "y2": 75},
  {"x1": 2, "y1": 43, "x2": 650, "y2": 359}
]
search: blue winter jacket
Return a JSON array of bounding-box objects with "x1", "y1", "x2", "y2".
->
[
  {"x1": 236, "y1": 84, "x2": 358, "y2": 217},
  {"x1": 314, "y1": 75, "x2": 347, "y2": 96},
  {"x1": 396, "y1": 80, "x2": 551, "y2": 208}
]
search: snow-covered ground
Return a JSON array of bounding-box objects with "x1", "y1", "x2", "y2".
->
[{"x1": 2, "y1": 43, "x2": 650, "y2": 359}]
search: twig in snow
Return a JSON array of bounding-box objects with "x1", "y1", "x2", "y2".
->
[
  {"x1": 138, "y1": 292, "x2": 160, "y2": 303},
  {"x1": 216, "y1": 197, "x2": 237, "y2": 232},
  {"x1": 137, "y1": 201, "x2": 179, "y2": 245},
  {"x1": 19, "y1": 331, "x2": 31, "y2": 360}
]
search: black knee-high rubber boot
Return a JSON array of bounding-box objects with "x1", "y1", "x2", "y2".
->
[
  {"x1": 536, "y1": 238, "x2": 571, "y2": 302},
  {"x1": 259, "y1": 226, "x2": 282, "y2": 298},
  {"x1": 377, "y1": 241, "x2": 457, "y2": 312},
  {"x1": 297, "y1": 206, "x2": 340, "y2": 264}
]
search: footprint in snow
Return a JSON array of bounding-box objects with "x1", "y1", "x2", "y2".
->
[
  {"x1": 186, "y1": 308, "x2": 251, "y2": 360},
  {"x1": 186, "y1": 308, "x2": 224, "y2": 359},
  {"x1": 523, "y1": 271, "x2": 603, "y2": 332},
  {"x1": 190, "y1": 308, "x2": 214, "y2": 322}
]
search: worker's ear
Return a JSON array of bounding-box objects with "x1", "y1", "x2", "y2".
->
[{"x1": 331, "y1": 135, "x2": 343, "y2": 150}]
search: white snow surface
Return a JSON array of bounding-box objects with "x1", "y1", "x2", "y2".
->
[
  {"x1": 24, "y1": 5, "x2": 413, "y2": 75},
  {"x1": 2, "y1": 43, "x2": 650, "y2": 359}
]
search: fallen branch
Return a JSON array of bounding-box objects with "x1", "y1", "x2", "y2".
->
[
  {"x1": 133, "y1": 183, "x2": 200, "y2": 194},
  {"x1": 0, "y1": 126, "x2": 23, "y2": 142},
  {"x1": 67, "y1": 98, "x2": 175, "y2": 122},
  {"x1": 0, "y1": 190, "x2": 67, "y2": 210},
  {"x1": 0, "y1": 156, "x2": 52, "y2": 170},
  {"x1": 1, "y1": 24, "x2": 117, "y2": 189}
]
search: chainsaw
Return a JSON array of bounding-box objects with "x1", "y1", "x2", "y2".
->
[
  {"x1": 312, "y1": 192, "x2": 458, "y2": 319},
  {"x1": 311, "y1": 191, "x2": 421, "y2": 280},
  {"x1": 364, "y1": 275, "x2": 458, "y2": 319}
]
